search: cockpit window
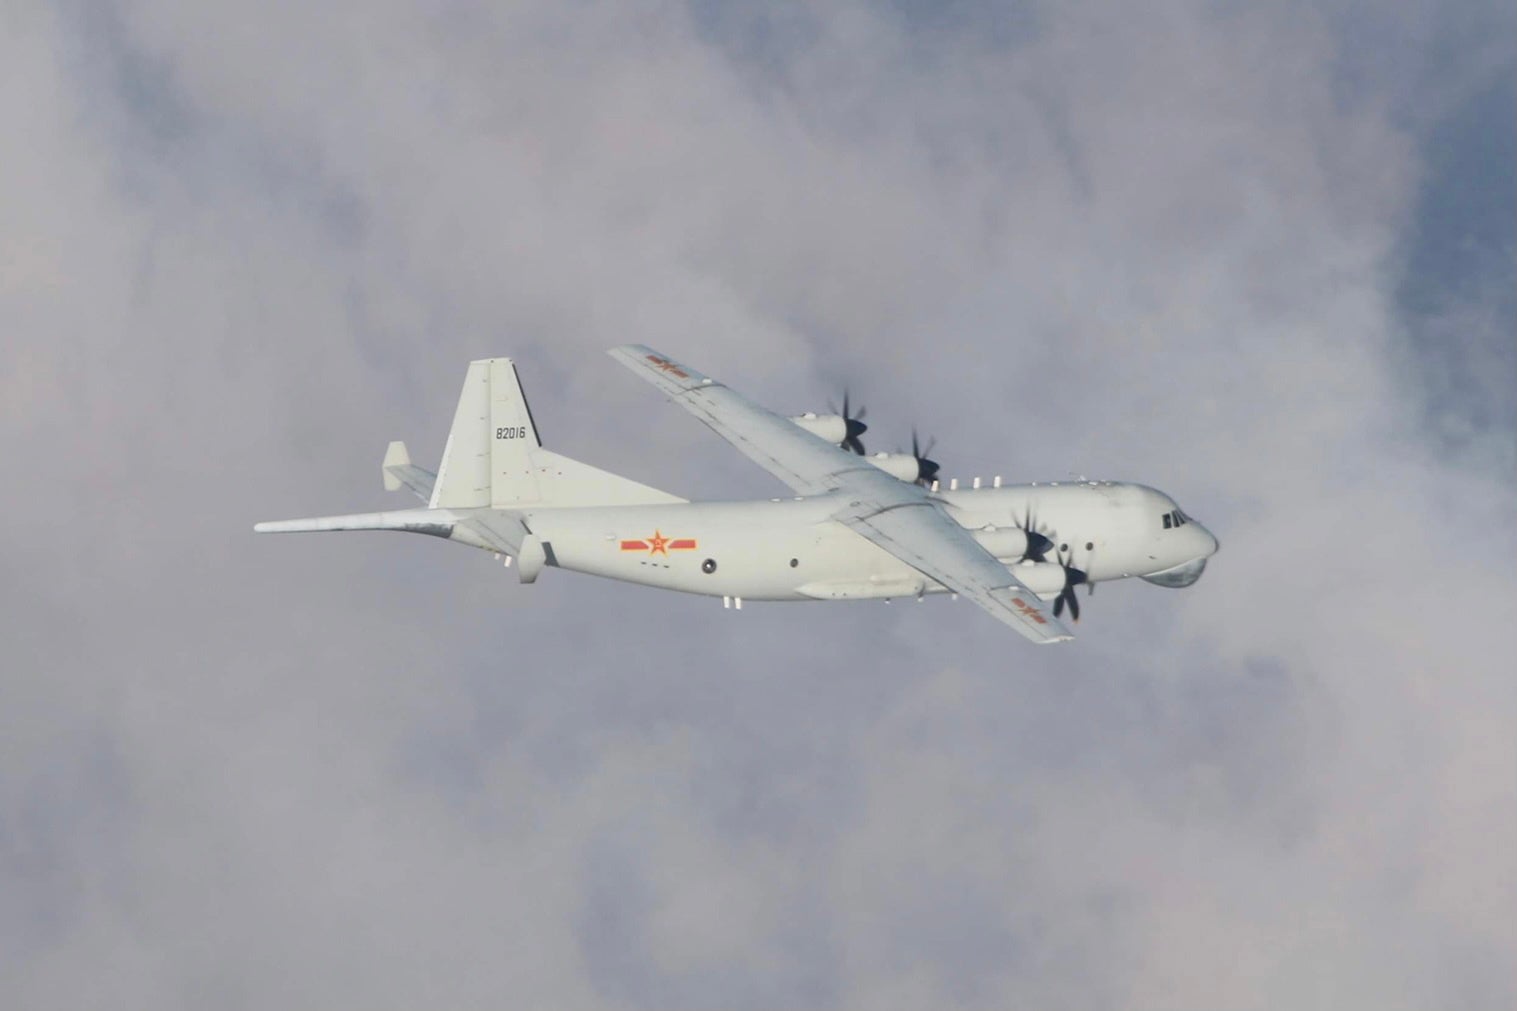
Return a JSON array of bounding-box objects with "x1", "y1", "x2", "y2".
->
[
  {"x1": 1163, "y1": 513, "x2": 1173, "y2": 529},
  {"x1": 1162, "y1": 509, "x2": 1188, "y2": 530}
]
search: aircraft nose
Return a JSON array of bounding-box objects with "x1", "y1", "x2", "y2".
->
[{"x1": 1198, "y1": 523, "x2": 1219, "y2": 556}]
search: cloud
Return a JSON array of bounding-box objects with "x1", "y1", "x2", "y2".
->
[{"x1": 2, "y1": 1, "x2": 1513, "y2": 1008}]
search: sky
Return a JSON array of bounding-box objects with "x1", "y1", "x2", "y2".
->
[{"x1": 2, "y1": 1, "x2": 1514, "y2": 1008}]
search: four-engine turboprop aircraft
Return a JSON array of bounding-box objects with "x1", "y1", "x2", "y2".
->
[{"x1": 255, "y1": 346, "x2": 1218, "y2": 643}]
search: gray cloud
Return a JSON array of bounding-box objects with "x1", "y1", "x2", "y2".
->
[{"x1": 3, "y1": 1, "x2": 1513, "y2": 1008}]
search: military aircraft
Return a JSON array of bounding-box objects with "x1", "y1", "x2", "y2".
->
[{"x1": 256, "y1": 347, "x2": 1218, "y2": 643}]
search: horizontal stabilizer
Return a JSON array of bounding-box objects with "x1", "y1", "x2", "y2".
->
[
  {"x1": 382, "y1": 441, "x2": 437, "y2": 502},
  {"x1": 254, "y1": 509, "x2": 455, "y2": 538},
  {"x1": 254, "y1": 507, "x2": 530, "y2": 556}
]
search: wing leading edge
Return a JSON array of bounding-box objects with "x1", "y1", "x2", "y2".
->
[{"x1": 608, "y1": 345, "x2": 1073, "y2": 644}]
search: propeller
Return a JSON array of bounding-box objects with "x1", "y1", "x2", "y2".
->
[
  {"x1": 1051, "y1": 542, "x2": 1089, "y2": 622},
  {"x1": 910, "y1": 429, "x2": 941, "y2": 486},
  {"x1": 829, "y1": 391, "x2": 869, "y2": 455},
  {"x1": 1012, "y1": 503, "x2": 1053, "y2": 563}
]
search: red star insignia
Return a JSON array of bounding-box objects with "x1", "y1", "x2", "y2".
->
[{"x1": 646, "y1": 530, "x2": 670, "y2": 555}]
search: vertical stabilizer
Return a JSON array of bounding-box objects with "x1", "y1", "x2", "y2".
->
[
  {"x1": 488, "y1": 359, "x2": 543, "y2": 506},
  {"x1": 382, "y1": 441, "x2": 410, "y2": 491},
  {"x1": 429, "y1": 356, "x2": 685, "y2": 509},
  {"x1": 429, "y1": 361, "x2": 492, "y2": 508}
]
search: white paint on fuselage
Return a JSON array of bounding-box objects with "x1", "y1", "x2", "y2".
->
[{"x1": 519, "y1": 482, "x2": 1218, "y2": 601}]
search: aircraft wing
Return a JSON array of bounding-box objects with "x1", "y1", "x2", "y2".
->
[
  {"x1": 836, "y1": 501, "x2": 1073, "y2": 644},
  {"x1": 609, "y1": 345, "x2": 1073, "y2": 644},
  {"x1": 608, "y1": 345, "x2": 872, "y2": 496}
]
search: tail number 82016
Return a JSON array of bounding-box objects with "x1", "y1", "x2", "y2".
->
[{"x1": 496, "y1": 426, "x2": 528, "y2": 440}]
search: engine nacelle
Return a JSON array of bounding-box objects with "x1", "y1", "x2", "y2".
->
[
  {"x1": 789, "y1": 412, "x2": 849, "y2": 444},
  {"x1": 1005, "y1": 560, "x2": 1077, "y2": 597},
  {"x1": 1001, "y1": 558, "x2": 1086, "y2": 598},
  {"x1": 970, "y1": 526, "x2": 1031, "y2": 562},
  {"x1": 865, "y1": 452, "x2": 924, "y2": 482}
]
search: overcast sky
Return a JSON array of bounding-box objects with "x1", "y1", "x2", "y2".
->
[{"x1": 3, "y1": 2, "x2": 1514, "y2": 1008}]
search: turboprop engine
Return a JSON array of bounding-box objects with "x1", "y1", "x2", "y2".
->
[
  {"x1": 867, "y1": 452, "x2": 931, "y2": 483},
  {"x1": 789, "y1": 392, "x2": 868, "y2": 453},
  {"x1": 969, "y1": 525, "x2": 1055, "y2": 565},
  {"x1": 1011, "y1": 548, "x2": 1093, "y2": 621},
  {"x1": 789, "y1": 412, "x2": 851, "y2": 445},
  {"x1": 865, "y1": 429, "x2": 941, "y2": 486},
  {"x1": 1004, "y1": 560, "x2": 1073, "y2": 596}
]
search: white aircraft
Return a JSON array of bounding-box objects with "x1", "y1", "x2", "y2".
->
[{"x1": 256, "y1": 347, "x2": 1218, "y2": 643}]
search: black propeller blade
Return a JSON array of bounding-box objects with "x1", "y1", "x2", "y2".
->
[
  {"x1": 1051, "y1": 543, "x2": 1089, "y2": 622},
  {"x1": 833, "y1": 390, "x2": 869, "y2": 455},
  {"x1": 1053, "y1": 584, "x2": 1081, "y2": 622},
  {"x1": 1014, "y1": 503, "x2": 1053, "y2": 563},
  {"x1": 911, "y1": 429, "x2": 941, "y2": 486}
]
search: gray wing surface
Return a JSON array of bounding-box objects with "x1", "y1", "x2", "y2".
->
[
  {"x1": 607, "y1": 345, "x2": 871, "y2": 496},
  {"x1": 609, "y1": 345, "x2": 1073, "y2": 644},
  {"x1": 838, "y1": 502, "x2": 1073, "y2": 644}
]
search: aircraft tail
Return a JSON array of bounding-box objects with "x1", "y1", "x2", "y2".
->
[
  {"x1": 381, "y1": 441, "x2": 437, "y2": 502},
  {"x1": 429, "y1": 357, "x2": 684, "y2": 509}
]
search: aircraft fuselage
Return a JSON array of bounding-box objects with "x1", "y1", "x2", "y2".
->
[{"x1": 519, "y1": 481, "x2": 1217, "y2": 603}]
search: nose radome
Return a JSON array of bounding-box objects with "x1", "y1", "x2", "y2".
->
[{"x1": 1199, "y1": 524, "x2": 1219, "y2": 555}]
